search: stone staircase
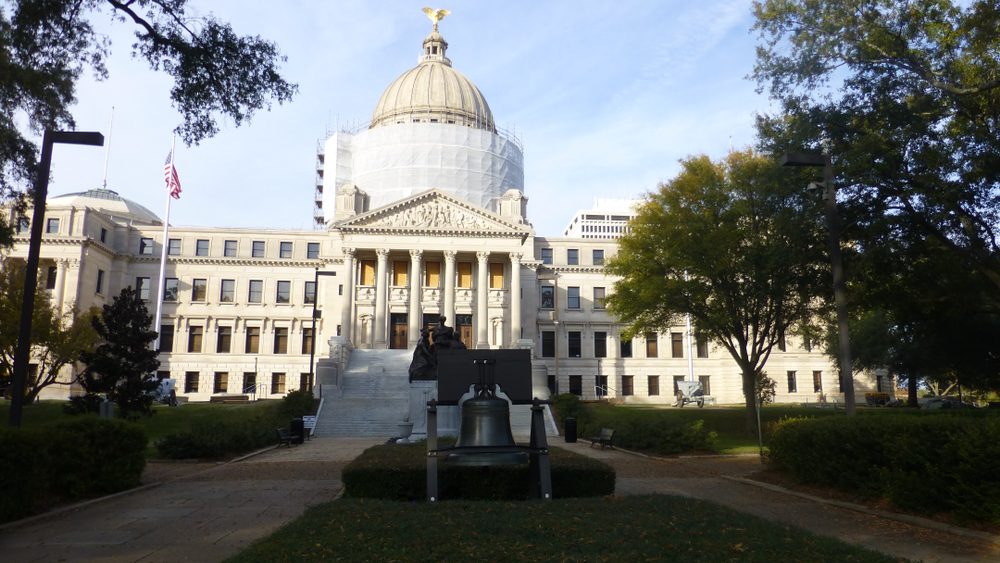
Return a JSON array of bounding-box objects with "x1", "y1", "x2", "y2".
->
[{"x1": 314, "y1": 349, "x2": 412, "y2": 437}]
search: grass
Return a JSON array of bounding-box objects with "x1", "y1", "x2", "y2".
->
[{"x1": 227, "y1": 495, "x2": 896, "y2": 562}]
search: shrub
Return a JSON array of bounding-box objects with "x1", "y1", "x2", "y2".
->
[
  {"x1": 551, "y1": 393, "x2": 584, "y2": 430},
  {"x1": 574, "y1": 404, "x2": 717, "y2": 455},
  {"x1": 278, "y1": 389, "x2": 317, "y2": 419},
  {"x1": 342, "y1": 442, "x2": 615, "y2": 501},
  {"x1": 769, "y1": 415, "x2": 1000, "y2": 523},
  {"x1": 64, "y1": 393, "x2": 104, "y2": 415},
  {"x1": 0, "y1": 428, "x2": 50, "y2": 521},
  {"x1": 156, "y1": 415, "x2": 276, "y2": 460}
]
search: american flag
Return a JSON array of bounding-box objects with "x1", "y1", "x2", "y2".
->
[{"x1": 164, "y1": 151, "x2": 182, "y2": 199}]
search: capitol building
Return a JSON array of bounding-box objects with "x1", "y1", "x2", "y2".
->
[{"x1": 5, "y1": 20, "x2": 881, "y2": 413}]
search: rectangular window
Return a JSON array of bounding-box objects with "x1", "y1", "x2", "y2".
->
[
  {"x1": 192, "y1": 278, "x2": 207, "y2": 301},
  {"x1": 184, "y1": 371, "x2": 199, "y2": 393},
  {"x1": 16, "y1": 217, "x2": 30, "y2": 233},
  {"x1": 159, "y1": 325, "x2": 174, "y2": 353},
  {"x1": 569, "y1": 375, "x2": 582, "y2": 396},
  {"x1": 457, "y1": 262, "x2": 473, "y2": 288},
  {"x1": 302, "y1": 328, "x2": 314, "y2": 355},
  {"x1": 648, "y1": 375, "x2": 660, "y2": 396},
  {"x1": 139, "y1": 237, "x2": 154, "y2": 255},
  {"x1": 699, "y1": 375, "x2": 712, "y2": 396},
  {"x1": 424, "y1": 261, "x2": 440, "y2": 287},
  {"x1": 787, "y1": 370, "x2": 797, "y2": 393},
  {"x1": 224, "y1": 239, "x2": 237, "y2": 257},
  {"x1": 167, "y1": 238, "x2": 181, "y2": 255},
  {"x1": 567, "y1": 331, "x2": 581, "y2": 357},
  {"x1": 646, "y1": 333, "x2": 658, "y2": 358},
  {"x1": 271, "y1": 372, "x2": 286, "y2": 394},
  {"x1": 671, "y1": 332, "x2": 684, "y2": 358},
  {"x1": 242, "y1": 372, "x2": 257, "y2": 392},
  {"x1": 620, "y1": 338, "x2": 632, "y2": 358},
  {"x1": 245, "y1": 327, "x2": 260, "y2": 353},
  {"x1": 592, "y1": 249, "x2": 605, "y2": 266},
  {"x1": 100, "y1": 227, "x2": 108, "y2": 243},
  {"x1": 252, "y1": 240, "x2": 265, "y2": 258},
  {"x1": 188, "y1": 326, "x2": 203, "y2": 353},
  {"x1": 540, "y1": 286, "x2": 555, "y2": 309},
  {"x1": 359, "y1": 260, "x2": 376, "y2": 285},
  {"x1": 217, "y1": 326, "x2": 232, "y2": 353},
  {"x1": 248, "y1": 280, "x2": 263, "y2": 303},
  {"x1": 594, "y1": 331, "x2": 607, "y2": 358},
  {"x1": 156, "y1": 371, "x2": 170, "y2": 381},
  {"x1": 45, "y1": 266, "x2": 57, "y2": 290},
  {"x1": 273, "y1": 327, "x2": 288, "y2": 354},
  {"x1": 621, "y1": 375, "x2": 634, "y2": 396},
  {"x1": 96, "y1": 269, "x2": 105, "y2": 294},
  {"x1": 213, "y1": 372, "x2": 228, "y2": 394},
  {"x1": 45, "y1": 218, "x2": 59, "y2": 234},
  {"x1": 803, "y1": 334, "x2": 813, "y2": 352},
  {"x1": 136, "y1": 276, "x2": 150, "y2": 300},
  {"x1": 696, "y1": 337, "x2": 709, "y2": 358},
  {"x1": 280, "y1": 241, "x2": 293, "y2": 259},
  {"x1": 304, "y1": 281, "x2": 316, "y2": 304},
  {"x1": 276, "y1": 280, "x2": 291, "y2": 304},
  {"x1": 541, "y1": 331, "x2": 555, "y2": 357},
  {"x1": 567, "y1": 286, "x2": 581, "y2": 309},
  {"x1": 195, "y1": 239, "x2": 209, "y2": 256},
  {"x1": 540, "y1": 248, "x2": 553, "y2": 265},
  {"x1": 300, "y1": 373, "x2": 310, "y2": 391},
  {"x1": 219, "y1": 279, "x2": 235, "y2": 303},
  {"x1": 307, "y1": 242, "x2": 320, "y2": 259},
  {"x1": 593, "y1": 287, "x2": 606, "y2": 309},
  {"x1": 489, "y1": 263, "x2": 504, "y2": 289},
  {"x1": 567, "y1": 249, "x2": 579, "y2": 265},
  {"x1": 392, "y1": 261, "x2": 408, "y2": 286},
  {"x1": 673, "y1": 375, "x2": 685, "y2": 396},
  {"x1": 596, "y1": 375, "x2": 608, "y2": 398},
  {"x1": 813, "y1": 370, "x2": 823, "y2": 393}
]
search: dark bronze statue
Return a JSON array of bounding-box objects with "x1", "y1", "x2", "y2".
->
[{"x1": 408, "y1": 316, "x2": 466, "y2": 381}]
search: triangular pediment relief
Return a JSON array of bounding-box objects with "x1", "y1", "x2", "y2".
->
[{"x1": 336, "y1": 189, "x2": 528, "y2": 237}]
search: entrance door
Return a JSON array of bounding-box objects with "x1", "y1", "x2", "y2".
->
[
  {"x1": 455, "y1": 314, "x2": 474, "y2": 349},
  {"x1": 390, "y1": 313, "x2": 408, "y2": 349}
]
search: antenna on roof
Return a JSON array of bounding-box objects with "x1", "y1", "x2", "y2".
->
[{"x1": 101, "y1": 106, "x2": 114, "y2": 189}]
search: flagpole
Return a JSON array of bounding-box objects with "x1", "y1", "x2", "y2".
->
[
  {"x1": 152, "y1": 135, "x2": 176, "y2": 351},
  {"x1": 102, "y1": 106, "x2": 114, "y2": 189}
]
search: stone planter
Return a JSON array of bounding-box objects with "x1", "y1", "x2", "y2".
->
[{"x1": 397, "y1": 422, "x2": 414, "y2": 439}]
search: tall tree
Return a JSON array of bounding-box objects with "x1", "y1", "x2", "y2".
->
[
  {"x1": 0, "y1": 0, "x2": 297, "y2": 246},
  {"x1": 80, "y1": 286, "x2": 160, "y2": 418},
  {"x1": 606, "y1": 150, "x2": 827, "y2": 432}
]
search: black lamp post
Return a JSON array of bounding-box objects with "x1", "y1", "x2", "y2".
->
[
  {"x1": 9, "y1": 130, "x2": 105, "y2": 427},
  {"x1": 308, "y1": 269, "x2": 337, "y2": 393},
  {"x1": 780, "y1": 151, "x2": 855, "y2": 416}
]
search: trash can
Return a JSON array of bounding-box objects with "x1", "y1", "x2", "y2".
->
[
  {"x1": 564, "y1": 417, "x2": 577, "y2": 443},
  {"x1": 290, "y1": 418, "x2": 305, "y2": 444}
]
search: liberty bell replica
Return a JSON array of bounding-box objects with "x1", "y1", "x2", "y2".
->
[{"x1": 448, "y1": 359, "x2": 528, "y2": 466}]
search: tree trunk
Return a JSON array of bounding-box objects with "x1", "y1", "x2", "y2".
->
[
  {"x1": 907, "y1": 371, "x2": 919, "y2": 407},
  {"x1": 741, "y1": 367, "x2": 758, "y2": 435}
]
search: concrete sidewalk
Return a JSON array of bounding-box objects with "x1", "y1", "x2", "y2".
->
[
  {"x1": 561, "y1": 440, "x2": 1000, "y2": 563},
  {"x1": 0, "y1": 437, "x2": 380, "y2": 563}
]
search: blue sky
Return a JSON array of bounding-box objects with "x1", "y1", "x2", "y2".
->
[{"x1": 44, "y1": 0, "x2": 773, "y2": 236}]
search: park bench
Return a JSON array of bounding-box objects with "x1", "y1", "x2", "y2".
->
[
  {"x1": 276, "y1": 427, "x2": 300, "y2": 447},
  {"x1": 589, "y1": 428, "x2": 615, "y2": 449}
]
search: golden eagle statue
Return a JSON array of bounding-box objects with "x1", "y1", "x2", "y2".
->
[{"x1": 422, "y1": 7, "x2": 451, "y2": 31}]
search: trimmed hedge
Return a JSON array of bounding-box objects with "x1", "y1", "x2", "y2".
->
[
  {"x1": 342, "y1": 441, "x2": 615, "y2": 501},
  {"x1": 769, "y1": 415, "x2": 1000, "y2": 523},
  {"x1": 0, "y1": 418, "x2": 147, "y2": 523}
]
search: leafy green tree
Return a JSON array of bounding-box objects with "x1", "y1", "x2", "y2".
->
[
  {"x1": 0, "y1": 0, "x2": 297, "y2": 246},
  {"x1": 606, "y1": 150, "x2": 826, "y2": 432},
  {"x1": 79, "y1": 286, "x2": 160, "y2": 418}
]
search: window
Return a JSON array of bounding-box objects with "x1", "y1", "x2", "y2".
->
[
  {"x1": 567, "y1": 249, "x2": 579, "y2": 265},
  {"x1": 45, "y1": 266, "x2": 57, "y2": 289},
  {"x1": 592, "y1": 249, "x2": 605, "y2": 266},
  {"x1": 192, "y1": 279, "x2": 207, "y2": 301},
  {"x1": 300, "y1": 373, "x2": 310, "y2": 391},
  {"x1": 648, "y1": 375, "x2": 660, "y2": 396},
  {"x1": 271, "y1": 372, "x2": 286, "y2": 394},
  {"x1": 242, "y1": 372, "x2": 257, "y2": 392},
  {"x1": 184, "y1": 372, "x2": 199, "y2": 393},
  {"x1": 279, "y1": 241, "x2": 293, "y2": 259},
  {"x1": 787, "y1": 370, "x2": 797, "y2": 393},
  {"x1": 213, "y1": 372, "x2": 228, "y2": 394},
  {"x1": 803, "y1": 334, "x2": 813, "y2": 352},
  {"x1": 596, "y1": 375, "x2": 608, "y2": 398},
  {"x1": 220, "y1": 279, "x2": 235, "y2": 303},
  {"x1": 248, "y1": 280, "x2": 263, "y2": 303},
  {"x1": 156, "y1": 371, "x2": 170, "y2": 381},
  {"x1": 96, "y1": 269, "x2": 105, "y2": 294},
  {"x1": 699, "y1": 375, "x2": 712, "y2": 396},
  {"x1": 100, "y1": 227, "x2": 108, "y2": 243},
  {"x1": 620, "y1": 338, "x2": 632, "y2": 358},
  {"x1": 569, "y1": 375, "x2": 582, "y2": 396},
  {"x1": 273, "y1": 327, "x2": 288, "y2": 354},
  {"x1": 567, "y1": 331, "x2": 581, "y2": 357},
  {"x1": 621, "y1": 375, "x2": 634, "y2": 396},
  {"x1": 217, "y1": 326, "x2": 232, "y2": 353},
  {"x1": 813, "y1": 370, "x2": 823, "y2": 393},
  {"x1": 224, "y1": 240, "x2": 237, "y2": 257},
  {"x1": 489, "y1": 263, "x2": 504, "y2": 289},
  {"x1": 304, "y1": 281, "x2": 316, "y2": 304},
  {"x1": 16, "y1": 217, "x2": 30, "y2": 233},
  {"x1": 159, "y1": 277, "x2": 177, "y2": 302},
  {"x1": 697, "y1": 337, "x2": 709, "y2": 358},
  {"x1": 245, "y1": 327, "x2": 260, "y2": 353},
  {"x1": 167, "y1": 238, "x2": 181, "y2": 255},
  {"x1": 159, "y1": 325, "x2": 174, "y2": 353},
  {"x1": 540, "y1": 286, "x2": 555, "y2": 309},
  {"x1": 593, "y1": 287, "x2": 606, "y2": 309},
  {"x1": 541, "y1": 331, "x2": 555, "y2": 357},
  {"x1": 276, "y1": 281, "x2": 291, "y2": 304},
  {"x1": 671, "y1": 332, "x2": 684, "y2": 358},
  {"x1": 302, "y1": 328, "x2": 314, "y2": 355},
  {"x1": 540, "y1": 248, "x2": 553, "y2": 265},
  {"x1": 252, "y1": 240, "x2": 265, "y2": 258},
  {"x1": 307, "y1": 242, "x2": 320, "y2": 259},
  {"x1": 136, "y1": 277, "x2": 150, "y2": 300},
  {"x1": 195, "y1": 239, "x2": 209, "y2": 256},
  {"x1": 139, "y1": 237, "x2": 154, "y2": 255},
  {"x1": 567, "y1": 287, "x2": 581, "y2": 309},
  {"x1": 359, "y1": 260, "x2": 375, "y2": 285},
  {"x1": 45, "y1": 218, "x2": 59, "y2": 234},
  {"x1": 424, "y1": 261, "x2": 440, "y2": 286},
  {"x1": 645, "y1": 333, "x2": 658, "y2": 358},
  {"x1": 594, "y1": 331, "x2": 607, "y2": 358},
  {"x1": 673, "y1": 376, "x2": 685, "y2": 396},
  {"x1": 457, "y1": 262, "x2": 472, "y2": 288},
  {"x1": 392, "y1": 261, "x2": 408, "y2": 286},
  {"x1": 188, "y1": 326, "x2": 203, "y2": 352}
]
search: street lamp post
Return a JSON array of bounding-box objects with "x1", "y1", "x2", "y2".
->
[
  {"x1": 9, "y1": 131, "x2": 104, "y2": 427},
  {"x1": 780, "y1": 152, "x2": 855, "y2": 416},
  {"x1": 308, "y1": 269, "x2": 337, "y2": 394}
]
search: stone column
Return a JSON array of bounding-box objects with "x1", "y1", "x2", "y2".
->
[
  {"x1": 374, "y1": 248, "x2": 389, "y2": 349},
  {"x1": 408, "y1": 249, "x2": 422, "y2": 346},
  {"x1": 341, "y1": 248, "x2": 355, "y2": 343},
  {"x1": 53, "y1": 259, "x2": 68, "y2": 315},
  {"x1": 509, "y1": 253, "x2": 522, "y2": 346},
  {"x1": 476, "y1": 251, "x2": 490, "y2": 348},
  {"x1": 443, "y1": 250, "x2": 456, "y2": 325}
]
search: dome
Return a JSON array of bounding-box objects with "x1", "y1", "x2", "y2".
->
[
  {"x1": 48, "y1": 188, "x2": 162, "y2": 225},
  {"x1": 370, "y1": 31, "x2": 495, "y2": 132}
]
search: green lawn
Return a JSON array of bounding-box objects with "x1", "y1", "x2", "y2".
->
[{"x1": 227, "y1": 495, "x2": 897, "y2": 562}]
